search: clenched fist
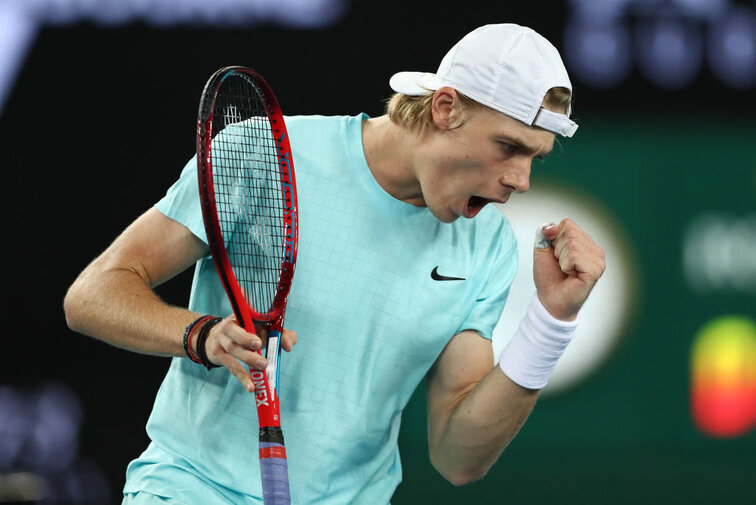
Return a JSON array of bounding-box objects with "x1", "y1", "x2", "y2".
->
[{"x1": 533, "y1": 219, "x2": 606, "y2": 321}]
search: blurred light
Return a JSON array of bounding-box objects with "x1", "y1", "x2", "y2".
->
[
  {"x1": 683, "y1": 213, "x2": 756, "y2": 293},
  {"x1": 564, "y1": 18, "x2": 633, "y2": 88},
  {"x1": 690, "y1": 316, "x2": 756, "y2": 438},
  {"x1": 636, "y1": 17, "x2": 703, "y2": 89},
  {"x1": 19, "y1": 0, "x2": 348, "y2": 27},
  {"x1": 671, "y1": 0, "x2": 728, "y2": 19},
  {"x1": 0, "y1": 0, "x2": 348, "y2": 117},
  {"x1": 492, "y1": 185, "x2": 635, "y2": 396},
  {"x1": 708, "y1": 7, "x2": 756, "y2": 89},
  {"x1": 19, "y1": 381, "x2": 82, "y2": 473},
  {"x1": 566, "y1": 0, "x2": 756, "y2": 89},
  {"x1": 0, "y1": 381, "x2": 112, "y2": 502},
  {"x1": 0, "y1": 472, "x2": 45, "y2": 502},
  {"x1": 0, "y1": 386, "x2": 32, "y2": 468},
  {"x1": 569, "y1": 0, "x2": 630, "y2": 19},
  {"x1": 0, "y1": 2, "x2": 37, "y2": 119}
]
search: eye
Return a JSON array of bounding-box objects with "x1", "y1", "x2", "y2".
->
[{"x1": 500, "y1": 142, "x2": 517, "y2": 153}]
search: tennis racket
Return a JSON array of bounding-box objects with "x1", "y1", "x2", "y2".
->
[{"x1": 196, "y1": 66, "x2": 298, "y2": 505}]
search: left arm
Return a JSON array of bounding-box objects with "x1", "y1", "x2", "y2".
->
[
  {"x1": 427, "y1": 218, "x2": 605, "y2": 485},
  {"x1": 426, "y1": 330, "x2": 538, "y2": 486}
]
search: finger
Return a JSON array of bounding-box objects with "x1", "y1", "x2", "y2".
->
[
  {"x1": 558, "y1": 244, "x2": 607, "y2": 280},
  {"x1": 214, "y1": 330, "x2": 267, "y2": 369},
  {"x1": 208, "y1": 321, "x2": 266, "y2": 367},
  {"x1": 280, "y1": 328, "x2": 298, "y2": 352},
  {"x1": 558, "y1": 249, "x2": 578, "y2": 276},
  {"x1": 219, "y1": 318, "x2": 263, "y2": 351},
  {"x1": 552, "y1": 225, "x2": 604, "y2": 264},
  {"x1": 215, "y1": 352, "x2": 257, "y2": 392},
  {"x1": 553, "y1": 226, "x2": 601, "y2": 265},
  {"x1": 227, "y1": 339, "x2": 268, "y2": 369}
]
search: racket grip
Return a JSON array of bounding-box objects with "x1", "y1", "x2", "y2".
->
[{"x1": 259, "y1": 439, "x2": 290, "y2": 504}]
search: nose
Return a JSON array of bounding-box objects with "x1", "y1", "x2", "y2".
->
[{"x1": 501, "y1": 157, "x2": 531, "y2": 193}]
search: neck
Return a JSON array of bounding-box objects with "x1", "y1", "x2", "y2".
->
[{"x1": 361, "y1": 115, "x2": 426, "y2": 207}]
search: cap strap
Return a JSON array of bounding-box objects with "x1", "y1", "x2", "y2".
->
[{"x1": 533, "y1": 108, "x2": 578, "y2": 138}]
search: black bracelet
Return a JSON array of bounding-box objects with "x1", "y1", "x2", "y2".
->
[
  {"x1": 195, "y1": 317, "x2": 223, "y2": 370},
  {"x1": 183, "y1": 315, "x2": 211, "y2": 364}
]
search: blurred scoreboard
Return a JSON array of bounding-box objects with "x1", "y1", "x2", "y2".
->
[{"x1": 564, "y1": 0, "x2": 756, "y2": 89}]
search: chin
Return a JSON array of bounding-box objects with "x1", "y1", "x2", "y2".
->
[
  {"x1": 424, "y1": 198, "x2": 460, "y2": 223},
  {"x1": 431, "y1": 209, "x2": 459, "y2": 224}
]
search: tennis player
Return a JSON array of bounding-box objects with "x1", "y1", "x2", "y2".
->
[{"x1": 64, "y1": 23, "x2": 605, "y2": 504}]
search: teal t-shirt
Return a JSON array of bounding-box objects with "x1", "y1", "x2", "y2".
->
[{"x1": 124, "y1": 114, "x2": 518, "y2": 504}]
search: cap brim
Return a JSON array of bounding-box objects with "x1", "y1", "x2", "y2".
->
[{"x1": 389, "y1": 72, "x2": 443, "y2": 96}]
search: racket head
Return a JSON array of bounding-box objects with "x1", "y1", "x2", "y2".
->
[{"x1": 197, "y1": 66, "x2": 298, "y2": 330}]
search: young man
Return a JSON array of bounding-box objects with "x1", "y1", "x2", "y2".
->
[{"x1": 64, "y1": 23, "x2": 605, "y2": 504}]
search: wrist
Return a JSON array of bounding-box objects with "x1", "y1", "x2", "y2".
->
[
  {"x1": 183, "y1": 315, "x2": 222, "y2": 369},
  {"x1": 195, "y1": 317, "x2": 223, "y2": 370},
  {"x1": 498, "y1": 293, "x2": 578, "y2": 390},
  {"x1": 535, "y1": 292, "x2": 580, "y2": 324},
  {"x1": 183, "y1": 315, "x2": 212, "y2": 364}
]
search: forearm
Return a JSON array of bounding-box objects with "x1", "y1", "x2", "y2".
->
[
  {"x1": 428, "y1": 295, "x2": 579, "y2": 484},
  {"x1": 64, "y1": 262, "x2": 199, "y2": 357},
  {"x1": 428, "y1": 367, "x2": 538, "y2": 485},
  {"x1": 64, "y1": 208, "x2": 210, "y2": 357}
]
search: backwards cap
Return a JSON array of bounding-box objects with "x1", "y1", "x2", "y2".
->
[{"x1": 389, "y1": 23, "x2": 578, "y2": 137}]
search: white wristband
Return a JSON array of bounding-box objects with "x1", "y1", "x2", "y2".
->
[{"x1": 498, "y1": 293, "x2": 579, "y2": 390}]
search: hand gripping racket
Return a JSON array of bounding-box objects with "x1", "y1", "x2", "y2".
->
[{"x1": 197, "y1": 66, "x2": 298, "y2": 505}]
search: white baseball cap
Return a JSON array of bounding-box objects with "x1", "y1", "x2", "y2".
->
[{"x1": 389, "y1": 23, "x2": 578, "y2": 137}]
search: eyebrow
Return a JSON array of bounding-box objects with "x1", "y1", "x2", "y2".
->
[{"x1": 496, "y1": 135, "x2": 553, "y2": 159}]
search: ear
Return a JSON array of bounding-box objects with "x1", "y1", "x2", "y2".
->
[{"x1": 431, "y1": 86, "x2": 464, "y2": 131}]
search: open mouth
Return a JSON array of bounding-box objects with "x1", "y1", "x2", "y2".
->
[{"x1": 465, "y1": 196, "x2": 491, "y2": 218}]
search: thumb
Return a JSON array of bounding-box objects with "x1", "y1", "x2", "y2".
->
[
  {"x1": 534, "y1": 222, "x2": 559, "y2": 250},
  {"x1": 533, "y1": 222, "x2": 563, "y2": 289}
]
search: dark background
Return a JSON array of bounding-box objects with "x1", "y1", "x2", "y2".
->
[{"x1": 1, "y1": 1, "x2": 754, "y2": 503}]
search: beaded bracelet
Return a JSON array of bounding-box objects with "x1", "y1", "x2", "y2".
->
[
  {"x1": 195, "y1": 317, "x2": 224, "y2": 370},
  {"x1": 183, "y1": 315, "x2": 213, "y2": 364}
]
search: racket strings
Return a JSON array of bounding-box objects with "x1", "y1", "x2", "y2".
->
[{"x1": 211, "y1": 73, "x2": 286, "y2": 316}]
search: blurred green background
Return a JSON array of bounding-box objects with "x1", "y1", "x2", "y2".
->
[{"x1": 396, "y1": 113, "x2": 756, "y2": 504}]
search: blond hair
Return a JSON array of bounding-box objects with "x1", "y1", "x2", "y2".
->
[{"x1": 385, "y1": 86, "x2": 572, "y2": 134}]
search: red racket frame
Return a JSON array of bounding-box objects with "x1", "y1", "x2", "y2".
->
[{"x1": 196, "y1": 66, "x2": 298, "y2": 504}]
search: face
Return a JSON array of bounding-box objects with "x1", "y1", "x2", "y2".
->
[{"x1": 415, "y1": 91, "x2": 558, "y2": 223}]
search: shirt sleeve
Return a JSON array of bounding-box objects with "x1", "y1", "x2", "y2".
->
[
  {"x1": 154, "y1": 155, "x2": 208, "y2": 244},
  {"x1": 456, "y1": 230, "x2": 519, "y2": 340}
]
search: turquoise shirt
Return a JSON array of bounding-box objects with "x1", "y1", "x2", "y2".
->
[{"x1": 124, "y1": 114, "x2": 518, "y2": 504}]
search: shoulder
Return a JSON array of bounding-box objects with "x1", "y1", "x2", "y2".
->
[
  {"x1": 283, "y1": 114, "x2": 365, "y2": 139},
  {"x1": 283, "y1": 114, "x2": 367, "y2": 168}
]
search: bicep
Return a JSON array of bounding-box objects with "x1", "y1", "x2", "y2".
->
[
  {"x1": 426, "y1": 330, "x2": 495, "y2": 430},
  {"x1": 84, "y1": 207, "x2": 208, "y2": 287}
]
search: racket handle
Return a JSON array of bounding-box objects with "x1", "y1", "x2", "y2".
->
[{"x1": 259, "y1": 428, "x2": 290, "y2": 504}]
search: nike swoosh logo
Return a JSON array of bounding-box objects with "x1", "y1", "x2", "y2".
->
[{"x1": 431, "y1": 266, "x2": 465, "y2": 281}]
